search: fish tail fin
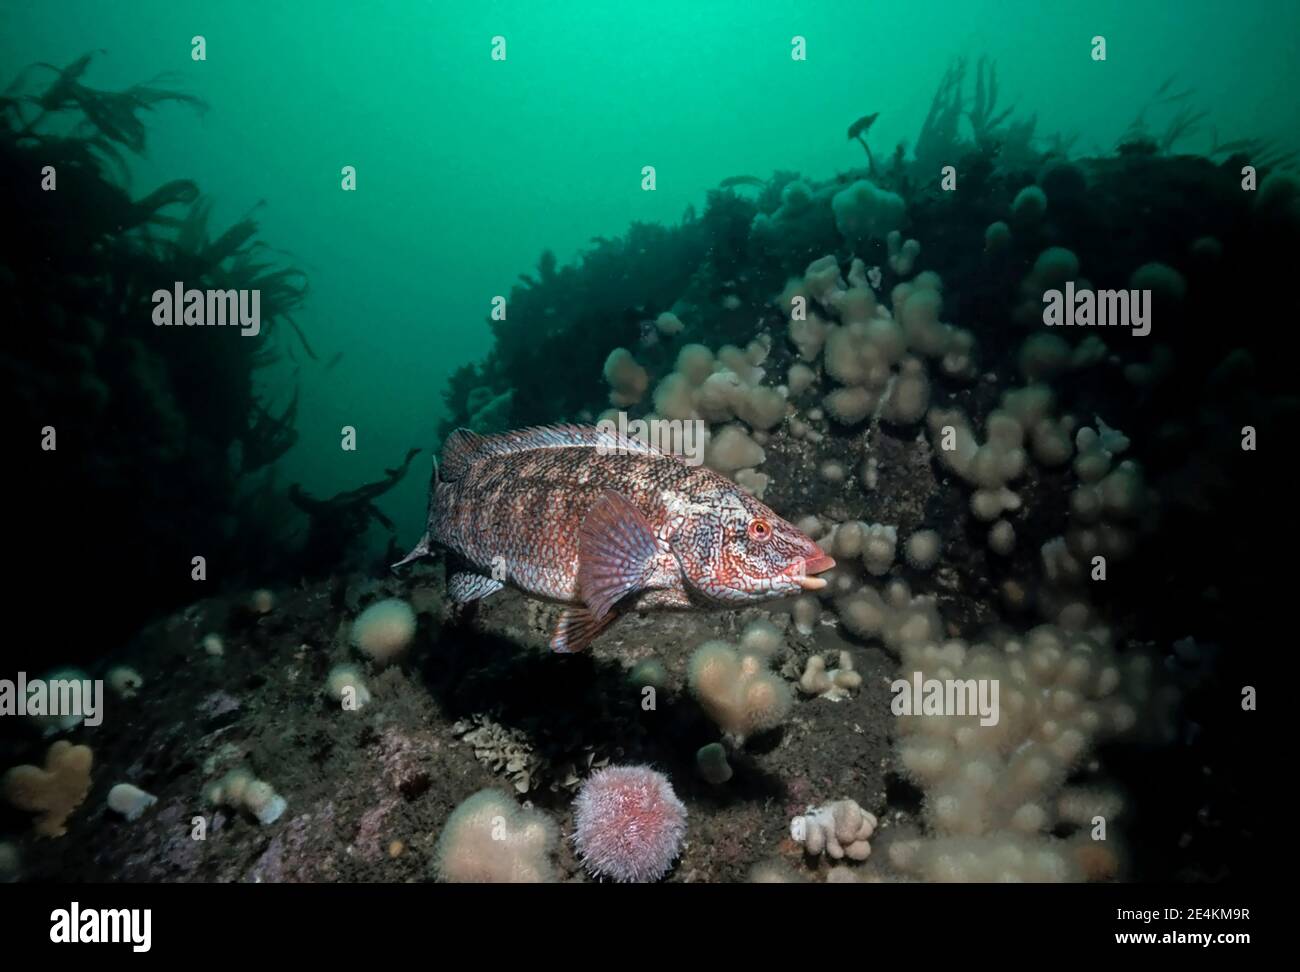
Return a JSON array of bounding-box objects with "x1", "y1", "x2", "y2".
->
[{"x1": 391, "y1": 453, "x2": 440, "y2": 572}]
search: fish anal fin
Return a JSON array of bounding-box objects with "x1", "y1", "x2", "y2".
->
[
  {"x1": 578, "y1": 490, "x2": 659, "y2": 620},
  {"x1": 448, "y1": 571, "x2": 505, "y2": 604},
  {"x1": 550, "y1": 604, "x2": 618, "y2": 654}
]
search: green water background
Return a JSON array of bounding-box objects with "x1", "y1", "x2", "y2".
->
[{"x1": 2, "y1": 0, "x2": 1296, "y2": 550}]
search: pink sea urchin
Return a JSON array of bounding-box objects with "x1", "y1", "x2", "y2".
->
[{"x1": 572, "y1": 765, "x2": 687, "y2": 883}]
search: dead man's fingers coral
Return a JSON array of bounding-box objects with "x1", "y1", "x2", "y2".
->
[
  {"x1": 2, "y1": 741, "x2": 93, "y2": 838},
  {"x1": 434, "y1": 789, "x2": 559, "y2": 883},
  {"x1": 793, "y1": 798, "x2": 878, "y2": 861},
  {"x1": 351, "y1": 598, "x2": 417, "y2": 666},
  {"x1": 687, "y1": 638, "x2": 792, "y2": 740},
  {"x1": 204, "y1": 767, "x2": 287, "y2": 825},
  {"x1": 798, "y1": 651, "x2": 861, "y2": 700},
  {"x1": 107, "y1": 783, "x2": 157, "y2": 821}
]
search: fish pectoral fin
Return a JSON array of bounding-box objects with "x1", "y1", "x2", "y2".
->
[
  {"x1": 578, "y1": 489, "x2": 659, "y2": 620},
  {"x1": 550, "y1": 604, "x2": 618, "y2": 654},
  {"x1": 448, "y1": 571, "x2": 505, "y2": 604}
]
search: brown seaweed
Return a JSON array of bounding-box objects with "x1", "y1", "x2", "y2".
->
[{"x1": 288, "y1": 448, "x2": 423, "y2": 571}]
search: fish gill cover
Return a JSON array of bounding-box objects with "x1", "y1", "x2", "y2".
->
[{"x1": 0, "y1": 4, "x2": 1293, "y2": 907}]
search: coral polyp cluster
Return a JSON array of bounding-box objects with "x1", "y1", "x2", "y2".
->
[
  {"x1": 687, "y1": 630, "x2": 792, "y2": 741},
  {"x1": 882, "y1": 620, "x2": 1155, "y2": 881},
  {"x1": 433, "y1": 790, "x2": 559, "y2": 883}
]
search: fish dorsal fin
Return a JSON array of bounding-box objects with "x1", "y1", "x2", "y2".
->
[
  {"x1": 440, "y1": 428, "x2": 489, "y2": 481},
  {"x1": 441, "y1": 423, "x2": 672, "y2": 479}
]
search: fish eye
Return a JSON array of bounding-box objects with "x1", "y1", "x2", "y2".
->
[{"x1": 747, "y1": 518, "x2": 772, "y2": 542}]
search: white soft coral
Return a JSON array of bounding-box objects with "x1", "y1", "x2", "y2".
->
[{"x1": 792, "y1": 798, "x2": 878, "y2": 861}]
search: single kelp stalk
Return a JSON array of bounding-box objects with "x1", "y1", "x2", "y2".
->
[{"x1": 847, "y1": 112, "x2": 880, "y2": 177}]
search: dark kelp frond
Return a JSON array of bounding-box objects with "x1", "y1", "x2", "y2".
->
[
  {"x1": 719, "y1": 174, "x2": 765, "y2": 189},
  {"x1": 846, "y1": 113, "x2": 878, "y2": 141},
  {"x1": 287, "y1": 448, "x2": 423, "y2": 571},
  {"x1": 244, "y1": 386, "x2": 300, "y2": 471},
  {"x1": 0, "y1": 52, "x2": 319, "y2": 640},
  {"x1": 24, "y1": 53, "x2": 206, "y2": 156}
]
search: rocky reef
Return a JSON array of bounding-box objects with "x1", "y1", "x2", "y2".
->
[{"x1": 3, "y1": 55, "x2": 1285, "y2": 884}]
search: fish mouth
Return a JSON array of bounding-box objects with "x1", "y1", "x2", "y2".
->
[{"x1": 795, "y1": 554, "x2": 836, "y2": 591}]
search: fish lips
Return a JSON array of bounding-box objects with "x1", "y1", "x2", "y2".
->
[{"x1": 793, "y1": 553, "x2": 836, "y2": 591}]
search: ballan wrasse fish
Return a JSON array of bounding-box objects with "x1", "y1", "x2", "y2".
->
[{"x1": 395, "y1": 424, "x2": 835, "y2": 653}]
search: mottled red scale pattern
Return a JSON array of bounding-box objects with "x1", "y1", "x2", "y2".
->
[
  {"x1": 437, "y1": 446, "x2": 698, "y2": 601},
  {"x1": 427, "y1": 424, "x2": 826, "y2": 611}
]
